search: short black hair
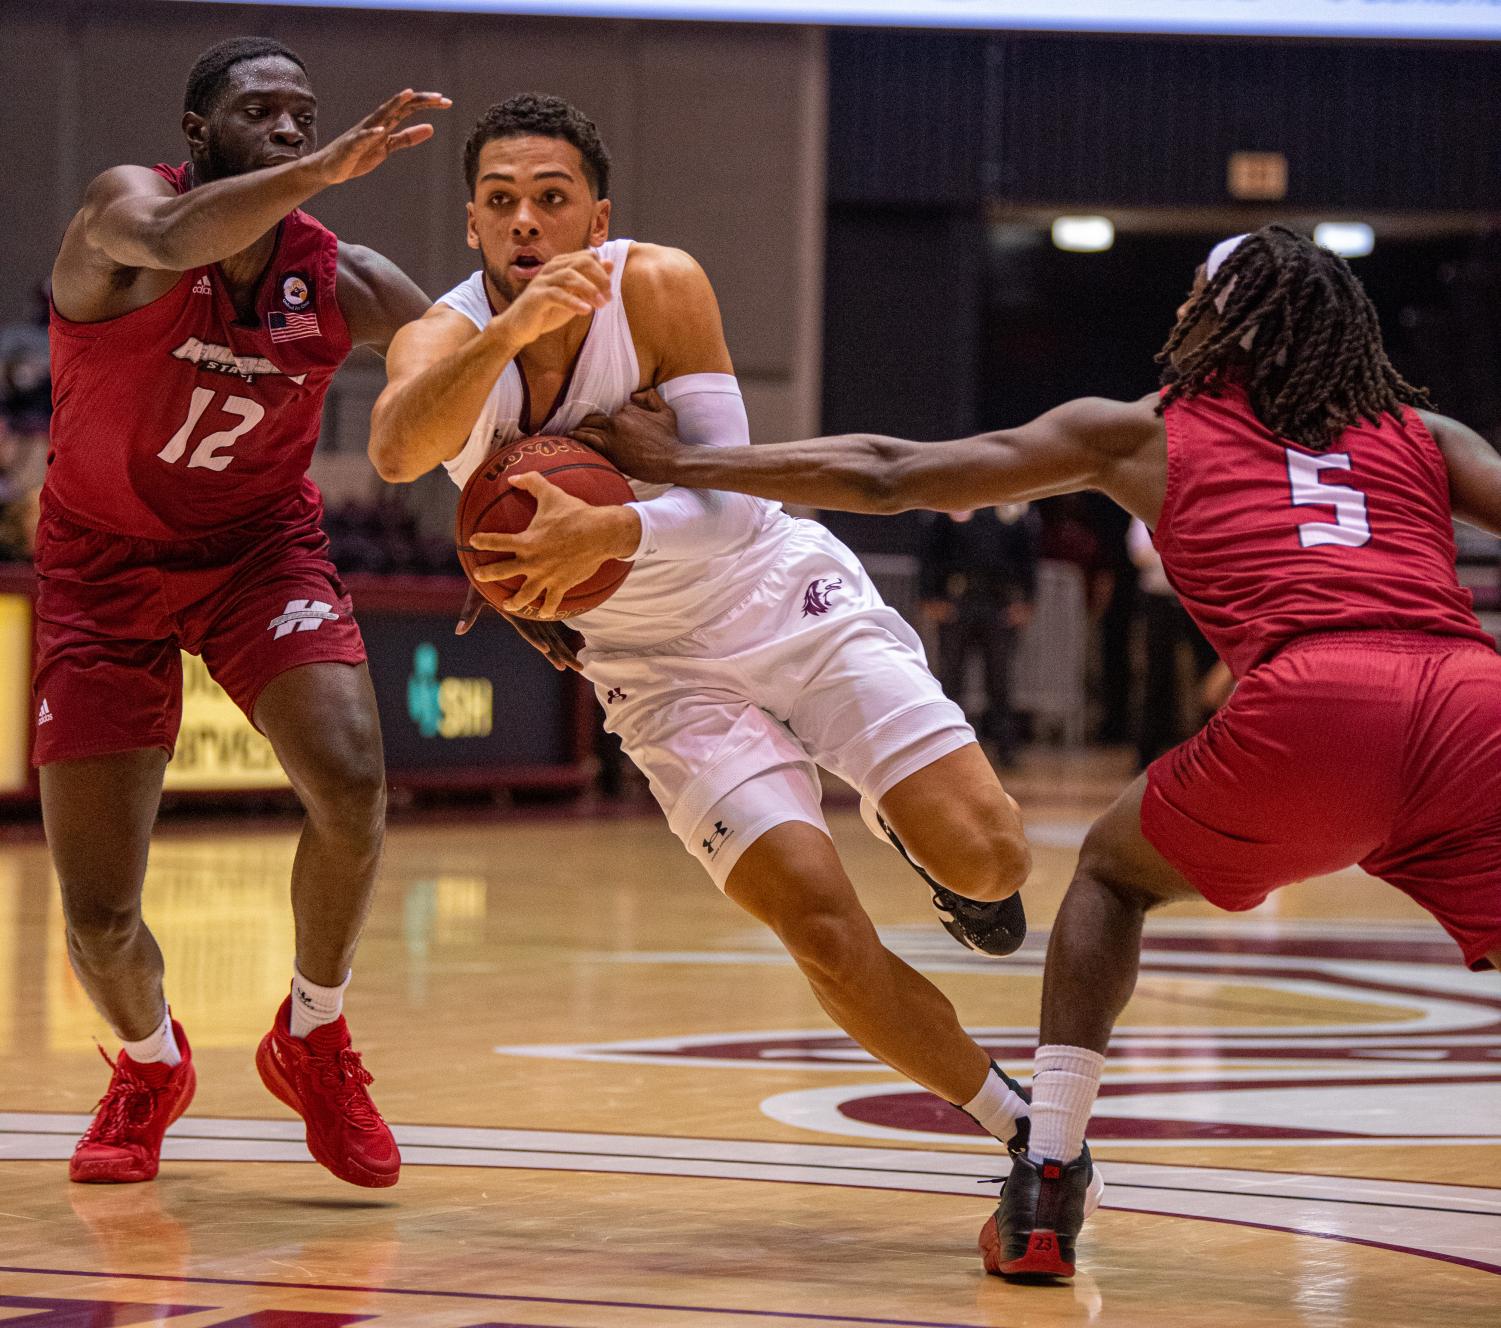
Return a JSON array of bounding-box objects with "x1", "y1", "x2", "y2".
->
[
  {"x1": 184, "y1": 37, "x2": 308, "y2": 117},
  {"x1": 462, "y1": 94, "x2": 611, "y2": 198}
]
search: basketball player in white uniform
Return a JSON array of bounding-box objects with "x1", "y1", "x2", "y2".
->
[{"x1": 370, "y1": 96, "x2": 1093, "y2": 1184}]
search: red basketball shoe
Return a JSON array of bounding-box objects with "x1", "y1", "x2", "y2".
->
[
  {"x1": 70, "y1": 1020, "x2": 196, "y2": 1184},
  {"x1": 256, "y1": 996, "x2": 400, "y2": 1188}
]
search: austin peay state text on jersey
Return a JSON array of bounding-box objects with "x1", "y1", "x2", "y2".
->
[{"x1": 45, "y1": 163, "x2": 352, "y2": 541}]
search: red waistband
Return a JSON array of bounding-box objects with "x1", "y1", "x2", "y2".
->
[{"x1": 1278, "y1": 629, "x2": 1495, "y2": 657}]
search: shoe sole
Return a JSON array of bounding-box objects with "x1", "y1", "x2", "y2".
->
[
  {"x1": 68, "y1": 1062, "x2": 198, "y2": 1185},
  {"x1": 978, "y1": 1216, "x2": 1076, "y2": 1280},
  {"x1": 254, "y1": 1035, "x2": 400, "y2": 1189}
]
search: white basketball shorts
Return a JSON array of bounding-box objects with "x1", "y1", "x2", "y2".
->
[{"x1": 580, "y1": 519, "x2": 975, "y2": 887}]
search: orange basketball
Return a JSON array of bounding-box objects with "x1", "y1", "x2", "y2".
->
[{"x1": 455, "y1": 435, "x2": 635, "y2": 620}]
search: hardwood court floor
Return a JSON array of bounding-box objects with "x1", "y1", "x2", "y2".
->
[{"x1": 0, "y1": 751, "x2": 1496, "y2": 1327}]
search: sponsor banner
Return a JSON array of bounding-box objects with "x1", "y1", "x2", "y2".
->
[
  {"x1": 0, "y1": 596, "x2": 30, "y2": 793},
  {"x1": 163, "y1": 653, "x2": 290, "y2": 791}
]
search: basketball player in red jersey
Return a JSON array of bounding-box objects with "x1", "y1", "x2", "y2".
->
[
  {"x1": 585, "y1": 223, "x2": 1501, "y2": 1278},
  {"x1": 43, "y1": 36, "x2": 448, "y2": 1187}
]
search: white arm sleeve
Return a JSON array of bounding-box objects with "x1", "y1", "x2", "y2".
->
[{"x1": 625, "y1": 372, "x2": 771, "y2": 562}]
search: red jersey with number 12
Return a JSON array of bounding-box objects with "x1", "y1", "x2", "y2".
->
[
  {"x1": 46, "y1": 162, "x2": 351, "y2": 540},
  {"x1": 1154, "y1": 383, "x2": 1491, "y2": 676}
]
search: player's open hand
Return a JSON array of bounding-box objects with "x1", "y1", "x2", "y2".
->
[
  {"x1": 311, "y1": 89, "x2": 451, "y2": 186},
  {"x1": 497, "y1": 252, "x2": 613, "y2": 347},
  {"x1": 573, "y1": 390, "x2": 683, "y2": 484},
  {"x1": 467, "y1": 471, "x2": 639, "y2": 619}
]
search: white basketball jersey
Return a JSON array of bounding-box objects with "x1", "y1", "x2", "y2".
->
[{"x1": 437, "y1": 239, "x2": 791, "y2": 647}]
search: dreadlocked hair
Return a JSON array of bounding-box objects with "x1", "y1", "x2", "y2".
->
[{"x1": 1155, "y1": 224, "x2": 1430, "y2": 450}]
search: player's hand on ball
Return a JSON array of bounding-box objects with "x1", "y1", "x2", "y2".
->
[
  {"x1": 496, "y1": 252, "x2": 613, "y2": 346},
  {"x1": 310, "y1": 89, "x2": 451, "y2": 185},
  {"x1": 468, "y1": 470, "x2": 639, "y2": 619},
  {"x1": 574, "y1": 389, "x2": 683, "y2": 484}
]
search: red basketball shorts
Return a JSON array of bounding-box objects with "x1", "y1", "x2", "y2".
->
[
  {"x1": 31, "y1": 500, "x2": 367, "y2": 766},
  {"x1": 1142, "y1": 631, "x2": 1501, "y2": 970}
]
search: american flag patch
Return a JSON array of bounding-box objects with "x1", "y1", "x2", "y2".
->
[{"x1": 268, "y1": 310, "x2": 320, "y2": 343}]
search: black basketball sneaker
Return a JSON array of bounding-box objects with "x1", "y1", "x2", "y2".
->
[
  {"x1": 979, "y1": 1147, "x2": 1100, "y2": 1281},
  {"x1": 859, "y1": 799, "x2": 1027, "y2": 956}
]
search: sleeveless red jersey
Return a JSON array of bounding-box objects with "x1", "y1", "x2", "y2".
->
[
  {"x1": 46, "y1": 163, "x2": 352, "y2": 540},
  {"x1": 1155, "y1": 384, "x2": 1491, "y2": 676}
]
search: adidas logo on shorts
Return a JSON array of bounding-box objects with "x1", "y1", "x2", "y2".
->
[
  {"x1": 37, "y1": 698, "x2": 52, "y2": 726},
  {"x1": 192, "y1": 275, "x2": 212, "y2": 296},
  {"x1": 268, "y1": 599, "x2": 340, "y2": 640}
]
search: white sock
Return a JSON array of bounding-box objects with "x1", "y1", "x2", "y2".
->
[
  {"x1": 961, "y1": 1063, "x2": 1029, "y2": 1147},
  {"x1": 121, "y1": 1009, "x2": 182, "y2": 1067},
  {"x1": 289, "y1": 966, "x2": 350, "y2": 1039},
  {"x1": 1028, "y1": 1044, "x2": 1104, "y2": 1164}
]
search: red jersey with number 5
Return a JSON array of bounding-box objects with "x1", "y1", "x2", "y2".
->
[
  {"x1": 46, "y1": 162, "x2": 352, "y2": 540},
  {"x1": 1155, "y1": 383, "x2": 1491, "y2": 676}
]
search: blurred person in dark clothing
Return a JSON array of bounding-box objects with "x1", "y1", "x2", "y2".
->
[
  {"x1": 0, "y1": 282, "x2": 52, "y2": 557},
  {"x1": 919, "y1": 504, "x2": 1040, "y2": 764},
  {"x1": 1128, "y1": 517, "x2": 1218, "y2": 769}
]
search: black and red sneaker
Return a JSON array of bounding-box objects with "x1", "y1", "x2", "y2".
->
[
  {"x1": 858, "y1": 798, "x2": 1027, "y2": 957},
  {"x1": 978, "y1": 1149, "x2": 1098, "y2": 1282}
]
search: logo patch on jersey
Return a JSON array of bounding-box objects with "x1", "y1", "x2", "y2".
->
[
  {"x1": 268, "y1": 599, "x2": 340, "y2": 640},
  {"x1": 268, "y1": 311, "x2": 320, "y2": 344},
  {"x1": 36, "y1": 699, "x2": 52, "y2": 726},
  {"x1": 280, "y1": 272, "x2": 311, "y2": 311},
  {"x1": 192, "y1": 275, "x2": 212, "y2": 296},
  {"x1": 172, "y1": 337, "x2": 307, "y2": 386},
  {"x1": 801, "y1": 578, "x2": 843, "y2": 617}
]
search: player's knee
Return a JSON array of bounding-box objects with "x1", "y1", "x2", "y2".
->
[
  {"x1": 298, "y1": 743, "x2": 387, "y2": 846},
  {"x1": 774, "y1": 905, "x2": 879, "y2": 990},
  {"x1": 1074, "y1": 824, "x2": 1158, "y2": 912},
  {"x1": 64, "y1": 899, "x2": 144, "y2": 960},
  {"x1": 922, "y1": 809, "x2": 1031, "y2": 902}
]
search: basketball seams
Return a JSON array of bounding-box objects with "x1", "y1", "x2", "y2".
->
[{"x1": 455, "y1": 436, "x2": 635, "y2": 619}]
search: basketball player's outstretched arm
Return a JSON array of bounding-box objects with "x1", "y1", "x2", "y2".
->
[
  {"x1": 1422, "y1": 411, "x2": 1501, "y2": 537},
  {"x1": 585, "y1": 392, "x2": 1165, "y2": 521},
  {"x1": 53, "y1": 90, "x2": 448, "y2": 320}
]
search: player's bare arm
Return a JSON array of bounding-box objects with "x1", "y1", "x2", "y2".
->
[
  {"x1": 335, "y1": 243, "x2": 431, "y2": 353},
  {"x1": 368, "y1": 249, "x2": 613, "y2": 483},
  {"x1": 52, "y1": 89, "x2": 449, "y2": 324},
  {"x1": 466, "y1": 246, "x2": 729, "y2": 618},
  {"x1": 585, "y1": 391, "x2": 1168, "y2": 523},
  {"x1": 1422, "y1": 411, "x2": 1501, "y2": 537}
]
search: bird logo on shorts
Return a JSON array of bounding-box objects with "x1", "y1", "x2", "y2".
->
[{"x1": 801, "y1": 578, "x2": 843, "y2": 617}]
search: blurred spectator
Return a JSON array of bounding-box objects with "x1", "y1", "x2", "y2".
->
[
  {"x1": 1129, "y1": 517, "x2": 1218, "y2": 769},
  {"x1": 324, "y1": 492, "x2": 457, "y2": 575},
  {"x1": 0, "y1": 283, "x2": 50, "y2": 560},
  {"x1": 1086, "y1": 493, "x2": 1137, "y2": 743},
  {"x1": 0, "y1": 283, "x2": 51, "y2": 437},
  {"x1": 918, "y1": 504, "x2": 1040, "y2": 764}
]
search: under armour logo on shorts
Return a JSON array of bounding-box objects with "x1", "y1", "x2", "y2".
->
[
  {"x1": 605, "y1": 687, "x2": 628, "y2": 704},
  {"x1": 801, "y1": 577, "x2": 843, "y2": 617},
  {"x1": 702, "y1": 820, "x2": 733, "y2": 857},
  {"x1": 268, "y1": 599, "x2": 341, "y2": 640}
]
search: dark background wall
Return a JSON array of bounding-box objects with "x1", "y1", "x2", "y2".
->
[{"x1": 819, "y1": 28, "x2": 1501, "y2": 554}]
